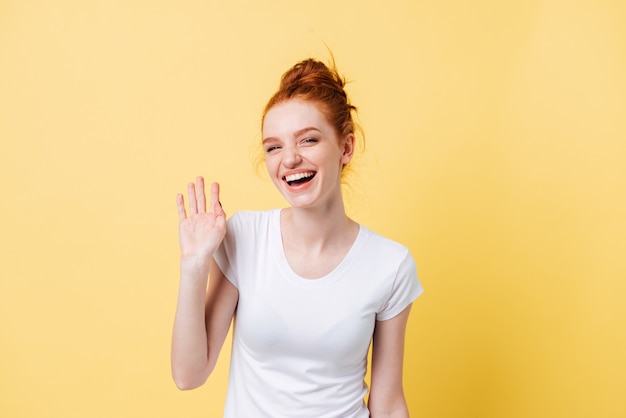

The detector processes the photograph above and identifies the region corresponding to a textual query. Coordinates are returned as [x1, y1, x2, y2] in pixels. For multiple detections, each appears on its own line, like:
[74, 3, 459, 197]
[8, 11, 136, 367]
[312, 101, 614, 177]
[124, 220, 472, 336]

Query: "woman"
[171, 58, 423, 417]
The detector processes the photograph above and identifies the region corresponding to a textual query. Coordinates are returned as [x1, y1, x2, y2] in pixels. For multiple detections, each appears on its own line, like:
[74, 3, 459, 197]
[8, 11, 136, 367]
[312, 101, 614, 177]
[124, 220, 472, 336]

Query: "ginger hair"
[262, 58, 358, 141]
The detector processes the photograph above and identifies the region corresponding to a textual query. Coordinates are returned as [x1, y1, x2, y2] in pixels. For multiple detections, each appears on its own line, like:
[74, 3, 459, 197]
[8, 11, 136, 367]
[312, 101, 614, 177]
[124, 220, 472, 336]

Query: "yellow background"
[1, 0, 625, 417]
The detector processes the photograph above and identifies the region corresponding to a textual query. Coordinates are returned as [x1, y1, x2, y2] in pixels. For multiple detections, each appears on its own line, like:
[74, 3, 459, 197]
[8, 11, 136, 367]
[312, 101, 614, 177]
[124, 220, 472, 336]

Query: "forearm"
[171, 259, 212, 390]
[370, 411, 409, 418]
[369, 393, 409, 418]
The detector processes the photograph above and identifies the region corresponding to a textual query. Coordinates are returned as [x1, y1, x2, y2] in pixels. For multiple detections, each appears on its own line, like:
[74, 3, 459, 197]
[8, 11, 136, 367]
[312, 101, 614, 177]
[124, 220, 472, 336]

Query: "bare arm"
[368, 304, 413, 418]
[170, 177, 239, 390]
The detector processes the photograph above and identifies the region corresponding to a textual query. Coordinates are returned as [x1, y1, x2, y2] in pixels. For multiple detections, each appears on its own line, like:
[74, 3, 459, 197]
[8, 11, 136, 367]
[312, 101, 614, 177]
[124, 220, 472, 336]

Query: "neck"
[281, 198, 355, 253]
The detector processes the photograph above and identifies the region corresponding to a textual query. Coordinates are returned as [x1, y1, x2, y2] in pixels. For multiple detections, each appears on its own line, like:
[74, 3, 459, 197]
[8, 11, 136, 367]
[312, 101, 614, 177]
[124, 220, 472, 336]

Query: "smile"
[283, 171, 316, 186]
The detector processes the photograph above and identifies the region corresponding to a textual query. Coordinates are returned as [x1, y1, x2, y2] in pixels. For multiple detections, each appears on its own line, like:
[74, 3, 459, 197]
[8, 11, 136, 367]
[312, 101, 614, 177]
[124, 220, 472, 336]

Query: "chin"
[283, 196, 316, 209]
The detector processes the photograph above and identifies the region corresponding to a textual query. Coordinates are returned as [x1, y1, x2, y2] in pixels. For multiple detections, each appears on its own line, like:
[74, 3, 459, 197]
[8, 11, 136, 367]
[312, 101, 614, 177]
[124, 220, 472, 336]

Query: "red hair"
[262, 58, 358, 140]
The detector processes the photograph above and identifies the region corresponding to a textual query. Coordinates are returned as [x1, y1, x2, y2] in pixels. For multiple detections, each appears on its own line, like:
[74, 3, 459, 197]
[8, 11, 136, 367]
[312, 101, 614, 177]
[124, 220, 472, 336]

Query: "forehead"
[262, 99, 332, 140]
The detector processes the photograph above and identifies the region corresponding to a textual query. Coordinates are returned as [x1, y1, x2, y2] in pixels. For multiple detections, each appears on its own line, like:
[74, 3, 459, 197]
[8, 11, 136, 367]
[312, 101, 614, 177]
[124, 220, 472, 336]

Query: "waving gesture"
[176, 177, 226, 263]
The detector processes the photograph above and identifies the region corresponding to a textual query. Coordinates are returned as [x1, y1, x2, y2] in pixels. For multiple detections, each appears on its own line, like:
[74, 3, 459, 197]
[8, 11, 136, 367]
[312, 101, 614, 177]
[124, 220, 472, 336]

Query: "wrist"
[180, 255, 212, 276]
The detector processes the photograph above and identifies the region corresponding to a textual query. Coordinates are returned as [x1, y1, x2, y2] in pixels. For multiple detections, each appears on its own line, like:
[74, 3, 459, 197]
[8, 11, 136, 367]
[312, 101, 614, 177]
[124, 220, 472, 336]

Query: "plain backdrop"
[1, 0, 625, 417]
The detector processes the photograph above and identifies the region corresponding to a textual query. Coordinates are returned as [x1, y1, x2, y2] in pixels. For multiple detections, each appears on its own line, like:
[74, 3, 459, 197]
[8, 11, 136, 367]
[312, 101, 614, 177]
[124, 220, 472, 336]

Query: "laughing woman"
[171, 58, 423, 418]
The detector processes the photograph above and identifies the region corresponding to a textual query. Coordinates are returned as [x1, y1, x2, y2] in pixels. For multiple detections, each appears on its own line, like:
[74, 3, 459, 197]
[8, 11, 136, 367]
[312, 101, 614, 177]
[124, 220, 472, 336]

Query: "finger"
[196, 176, 206, 213]
[188, 182, 198, 214]
[176, 193, 187, 221]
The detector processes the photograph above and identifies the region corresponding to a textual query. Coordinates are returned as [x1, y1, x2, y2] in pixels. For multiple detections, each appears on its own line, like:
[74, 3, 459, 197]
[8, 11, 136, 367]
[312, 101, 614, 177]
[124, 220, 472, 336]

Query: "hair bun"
[263, 57, 358, 143]
[279, 59, 346, 93]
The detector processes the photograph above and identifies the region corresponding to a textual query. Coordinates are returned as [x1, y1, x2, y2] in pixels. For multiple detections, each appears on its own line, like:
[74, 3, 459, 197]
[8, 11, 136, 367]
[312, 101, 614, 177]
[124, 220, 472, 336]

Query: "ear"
[340, 133, 355, 165]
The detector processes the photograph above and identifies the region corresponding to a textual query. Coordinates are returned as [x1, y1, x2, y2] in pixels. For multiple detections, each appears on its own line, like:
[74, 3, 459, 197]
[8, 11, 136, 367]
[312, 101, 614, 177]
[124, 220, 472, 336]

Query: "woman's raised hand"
[176, 177, 227, 264]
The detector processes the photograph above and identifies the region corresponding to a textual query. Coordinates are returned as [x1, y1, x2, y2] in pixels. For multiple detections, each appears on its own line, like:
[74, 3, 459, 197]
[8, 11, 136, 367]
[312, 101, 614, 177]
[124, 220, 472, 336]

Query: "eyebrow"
[262, 127, 321, 143]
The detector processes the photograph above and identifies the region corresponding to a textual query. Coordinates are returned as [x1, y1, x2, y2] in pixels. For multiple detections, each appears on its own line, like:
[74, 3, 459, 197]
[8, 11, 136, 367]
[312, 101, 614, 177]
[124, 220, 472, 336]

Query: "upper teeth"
[285, 172, 315, 182]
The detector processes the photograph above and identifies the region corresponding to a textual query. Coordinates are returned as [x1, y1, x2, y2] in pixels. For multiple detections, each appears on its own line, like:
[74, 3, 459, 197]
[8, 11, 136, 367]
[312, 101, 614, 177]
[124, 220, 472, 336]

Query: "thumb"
[215, 200, 226, 218]
[211, 182, 226, 217]
[211, 183, 226, 216]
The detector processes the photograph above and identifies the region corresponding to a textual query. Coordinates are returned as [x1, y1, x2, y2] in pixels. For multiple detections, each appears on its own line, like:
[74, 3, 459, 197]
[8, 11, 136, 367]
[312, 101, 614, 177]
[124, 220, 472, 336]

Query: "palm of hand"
[176, 178, 227, 262]
[179, 212, 226, 259]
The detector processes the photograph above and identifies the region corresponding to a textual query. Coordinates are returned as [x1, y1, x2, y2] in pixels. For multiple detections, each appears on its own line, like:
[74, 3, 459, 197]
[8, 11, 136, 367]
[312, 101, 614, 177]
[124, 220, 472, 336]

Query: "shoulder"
[215, 209, 280, 274]
[226, 209, 279, 232]
[359, 225, 412, 265]
[359, 227, 423, 320]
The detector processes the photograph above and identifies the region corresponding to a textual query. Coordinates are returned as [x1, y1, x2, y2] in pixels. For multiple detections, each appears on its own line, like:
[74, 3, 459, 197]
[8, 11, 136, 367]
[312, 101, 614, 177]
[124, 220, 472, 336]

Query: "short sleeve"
[376, 250, 423, 321]
[213, 214, 241, 289]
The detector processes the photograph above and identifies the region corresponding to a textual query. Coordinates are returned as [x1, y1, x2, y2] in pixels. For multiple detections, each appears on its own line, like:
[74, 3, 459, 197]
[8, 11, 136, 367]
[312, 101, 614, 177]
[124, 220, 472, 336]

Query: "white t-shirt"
[214, 209, 423, 418]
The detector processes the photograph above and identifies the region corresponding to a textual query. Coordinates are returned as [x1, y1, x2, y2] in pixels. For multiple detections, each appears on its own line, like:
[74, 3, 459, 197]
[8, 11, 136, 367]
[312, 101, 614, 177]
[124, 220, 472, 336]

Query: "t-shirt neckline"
[271, 208, 367, 288]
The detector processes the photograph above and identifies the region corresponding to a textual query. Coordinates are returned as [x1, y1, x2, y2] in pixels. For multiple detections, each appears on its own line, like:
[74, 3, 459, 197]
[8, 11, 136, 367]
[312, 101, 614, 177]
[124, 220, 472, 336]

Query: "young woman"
[171, 58, 423, 418]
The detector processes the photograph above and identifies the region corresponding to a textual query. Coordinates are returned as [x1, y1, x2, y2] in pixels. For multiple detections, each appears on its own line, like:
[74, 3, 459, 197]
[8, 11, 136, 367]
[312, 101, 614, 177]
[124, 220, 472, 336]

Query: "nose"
[283, 147, 302, 168]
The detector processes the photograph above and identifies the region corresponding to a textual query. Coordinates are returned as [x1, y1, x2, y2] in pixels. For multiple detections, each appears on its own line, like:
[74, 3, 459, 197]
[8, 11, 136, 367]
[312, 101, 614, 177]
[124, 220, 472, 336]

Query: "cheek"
[265, 157, 281, 179]
[264, 155, 275, 171]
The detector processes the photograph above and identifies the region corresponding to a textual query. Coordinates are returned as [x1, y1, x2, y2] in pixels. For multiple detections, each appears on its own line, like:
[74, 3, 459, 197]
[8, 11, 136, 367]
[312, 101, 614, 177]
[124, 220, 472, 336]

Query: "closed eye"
[265, 145, 281, 153]
[302, 137, 318, 144]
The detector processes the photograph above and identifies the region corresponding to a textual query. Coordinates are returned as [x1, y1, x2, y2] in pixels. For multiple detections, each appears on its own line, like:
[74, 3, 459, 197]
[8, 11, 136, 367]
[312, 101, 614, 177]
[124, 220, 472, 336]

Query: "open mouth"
[284, 171, 316, 186]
